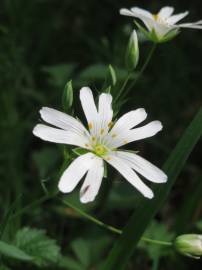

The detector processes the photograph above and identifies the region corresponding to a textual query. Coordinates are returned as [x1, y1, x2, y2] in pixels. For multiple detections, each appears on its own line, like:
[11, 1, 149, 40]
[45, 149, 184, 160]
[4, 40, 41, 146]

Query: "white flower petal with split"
[33, 87, 167, 203]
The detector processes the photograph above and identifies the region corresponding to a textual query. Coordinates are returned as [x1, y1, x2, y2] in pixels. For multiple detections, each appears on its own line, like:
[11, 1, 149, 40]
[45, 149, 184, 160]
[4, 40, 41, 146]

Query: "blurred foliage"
[0, 0, 202, 269]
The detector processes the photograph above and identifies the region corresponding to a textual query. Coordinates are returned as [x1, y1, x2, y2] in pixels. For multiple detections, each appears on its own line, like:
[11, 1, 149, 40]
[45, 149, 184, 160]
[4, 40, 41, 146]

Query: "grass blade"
[103, 107, 202, 270]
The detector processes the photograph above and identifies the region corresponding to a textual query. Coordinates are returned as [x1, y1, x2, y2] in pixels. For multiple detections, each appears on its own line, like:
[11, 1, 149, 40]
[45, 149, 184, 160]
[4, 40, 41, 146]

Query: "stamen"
[92, 136, 96, 142]
[108, 121, 113, 128]
[88, 122, 93, 129]
[124, 140, 128, 144]
[100, 128, 105, 135]
[112, 134, 117, 138]
[106, 157, 111, 161]
[85, 143, 89, 147]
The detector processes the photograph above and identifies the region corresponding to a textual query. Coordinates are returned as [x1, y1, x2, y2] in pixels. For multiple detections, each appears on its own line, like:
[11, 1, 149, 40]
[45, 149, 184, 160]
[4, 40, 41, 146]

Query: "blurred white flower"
[120, 6, 202, 42]
[33, 87, 167, 203]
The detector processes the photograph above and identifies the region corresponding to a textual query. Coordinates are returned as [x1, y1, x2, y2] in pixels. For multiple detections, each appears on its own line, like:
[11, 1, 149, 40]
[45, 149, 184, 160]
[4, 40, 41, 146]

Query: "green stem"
[59, 198, 172, 247]
[126, 43, 157, 94]
[117, 43, 157, 102]
[115, 72, 131, 103]
[10, 194, 172, 247]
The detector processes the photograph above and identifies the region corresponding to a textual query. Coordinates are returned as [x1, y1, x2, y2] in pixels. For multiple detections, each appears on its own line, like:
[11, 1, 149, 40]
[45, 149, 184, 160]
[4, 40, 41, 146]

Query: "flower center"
[153, 14, 159, 21]
[153, 14, 170, 26]
[93, 144, 108, 157]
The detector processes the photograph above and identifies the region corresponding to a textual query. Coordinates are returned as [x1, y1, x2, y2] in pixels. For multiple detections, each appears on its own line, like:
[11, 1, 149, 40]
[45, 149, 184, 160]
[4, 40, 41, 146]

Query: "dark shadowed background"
[0, 0, 202, 269]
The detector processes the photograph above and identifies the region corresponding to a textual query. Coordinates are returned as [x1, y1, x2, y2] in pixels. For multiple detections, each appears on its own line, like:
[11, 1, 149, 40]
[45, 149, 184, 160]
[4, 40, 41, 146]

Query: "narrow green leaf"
[103, 107, 202, 270]
[0, 240, 33, 261]
[62, 80, 73, 113]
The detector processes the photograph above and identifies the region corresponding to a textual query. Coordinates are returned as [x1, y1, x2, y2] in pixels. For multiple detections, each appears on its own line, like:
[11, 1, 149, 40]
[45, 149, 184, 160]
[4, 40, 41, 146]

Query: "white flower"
[120, 6, 202, 42]
[33, 87, 167, 203]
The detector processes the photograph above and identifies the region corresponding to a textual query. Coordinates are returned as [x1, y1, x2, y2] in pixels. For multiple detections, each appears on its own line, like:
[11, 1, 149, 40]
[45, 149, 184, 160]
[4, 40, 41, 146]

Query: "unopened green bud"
[62, 80, 73, 113]
[125, 30, 139, 70]
[174, 234, 202, 259]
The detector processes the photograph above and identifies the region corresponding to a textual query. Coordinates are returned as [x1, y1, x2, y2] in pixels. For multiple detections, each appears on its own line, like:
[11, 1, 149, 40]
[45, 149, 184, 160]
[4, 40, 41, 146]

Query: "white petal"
[158, 6, 174, 19]
[110, 108, 147, 133]
[40, 107, 89, 136]
[152, 23, 173, 37]
[80, 87, 98, 125]
[120, 8, 136, 17]
[106, 153, 154, 199]
[178, 21, 202, 29]
[104, 108, 147, 148]
[116, 151, 167, 183]
[120, 8, 155, 31]
[98, 93, 113, 135]
[33, 124, 90, 148]
[167, 11, 189, 24]
[58, 153, 95, 193]
[130, 7, 153, 19]
[80, 157, 104, 203]
[109, 121, 163, 148]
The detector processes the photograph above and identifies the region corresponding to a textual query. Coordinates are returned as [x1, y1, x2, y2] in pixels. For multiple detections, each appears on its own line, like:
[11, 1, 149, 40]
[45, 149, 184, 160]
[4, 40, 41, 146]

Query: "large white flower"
[33, 87, 167, 203]
[120, 6, 202, 42]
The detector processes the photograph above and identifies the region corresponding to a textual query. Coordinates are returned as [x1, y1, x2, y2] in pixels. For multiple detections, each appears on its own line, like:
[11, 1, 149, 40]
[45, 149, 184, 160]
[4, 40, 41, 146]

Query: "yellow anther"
[124, 140, 128, 144]
[85, 143, 89, 147]
[108, 121, 113, 128]
[112, 134, 117, 138]
[88, 122, 93, 129]
[92, 136, 96, 142]
[100, 128, 105, 135]
[106, 157, 111, 161]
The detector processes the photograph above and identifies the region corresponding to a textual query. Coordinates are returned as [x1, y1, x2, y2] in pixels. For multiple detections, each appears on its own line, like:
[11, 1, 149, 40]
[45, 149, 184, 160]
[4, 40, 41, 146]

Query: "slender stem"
[11, 194, 53, 219]
[114, 72, 131, 103]
[60, 198, 172, 247]
[141, 237, 172, 246]
[118, 43, 157, 102]
[127, 43, 157, 94]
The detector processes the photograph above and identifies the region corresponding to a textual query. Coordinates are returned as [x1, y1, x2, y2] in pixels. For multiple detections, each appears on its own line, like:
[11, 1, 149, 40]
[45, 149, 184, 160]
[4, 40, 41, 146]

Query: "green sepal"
[72, 148, 90, 156]
[135, 21, 179, 44]
[103, 86, 111, 94]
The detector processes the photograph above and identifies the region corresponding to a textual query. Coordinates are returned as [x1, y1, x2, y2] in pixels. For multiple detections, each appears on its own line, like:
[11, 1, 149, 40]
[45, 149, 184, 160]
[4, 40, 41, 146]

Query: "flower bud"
[125, 30, 139, 70]
[62, 80, 73, 113]
[174, 234, 202, 259]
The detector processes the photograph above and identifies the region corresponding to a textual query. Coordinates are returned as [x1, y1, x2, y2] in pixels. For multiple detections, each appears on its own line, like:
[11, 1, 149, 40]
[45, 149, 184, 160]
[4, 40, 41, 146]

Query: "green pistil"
[93, 144, 108, 157]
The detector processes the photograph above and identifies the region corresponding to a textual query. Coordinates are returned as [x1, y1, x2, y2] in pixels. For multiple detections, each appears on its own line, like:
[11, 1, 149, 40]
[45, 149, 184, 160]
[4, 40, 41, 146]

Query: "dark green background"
[0, 0, 202, 269]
